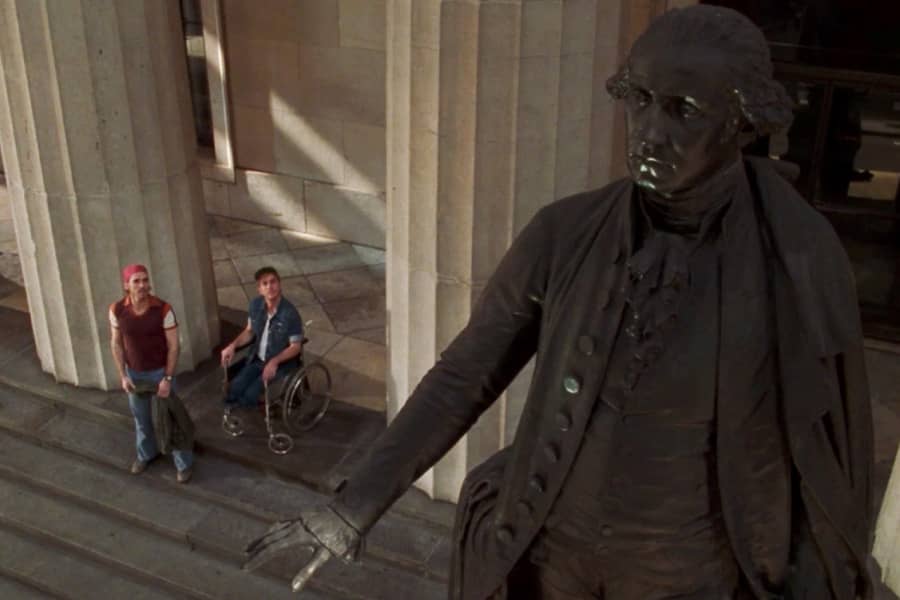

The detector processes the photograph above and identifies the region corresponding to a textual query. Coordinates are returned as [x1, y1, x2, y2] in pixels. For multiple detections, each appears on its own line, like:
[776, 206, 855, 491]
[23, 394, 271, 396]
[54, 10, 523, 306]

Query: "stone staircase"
[0, 380, 451, 599]
[1, 297, 897, 598]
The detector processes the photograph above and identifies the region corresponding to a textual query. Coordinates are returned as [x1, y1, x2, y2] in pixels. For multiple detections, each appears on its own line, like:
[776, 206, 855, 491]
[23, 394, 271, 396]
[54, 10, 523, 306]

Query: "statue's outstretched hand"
[242, 505, 362, 593]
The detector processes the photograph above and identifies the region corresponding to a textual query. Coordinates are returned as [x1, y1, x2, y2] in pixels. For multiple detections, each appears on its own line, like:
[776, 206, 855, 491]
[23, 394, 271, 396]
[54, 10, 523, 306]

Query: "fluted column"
[876, 447, 900, 592]
[0, 1, 219, 389]
[387, 0, 633, 501]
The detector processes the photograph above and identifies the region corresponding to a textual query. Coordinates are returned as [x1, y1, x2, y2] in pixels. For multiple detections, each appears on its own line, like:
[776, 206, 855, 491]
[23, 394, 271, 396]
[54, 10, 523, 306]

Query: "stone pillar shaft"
[876, 447, 900, 591]
[387, 0, 631, 502]
[0, 0, 219, 388]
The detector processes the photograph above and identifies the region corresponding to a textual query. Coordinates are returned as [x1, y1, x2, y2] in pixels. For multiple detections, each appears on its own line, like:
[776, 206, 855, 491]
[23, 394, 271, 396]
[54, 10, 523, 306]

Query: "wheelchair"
[221, 337, 333, 455]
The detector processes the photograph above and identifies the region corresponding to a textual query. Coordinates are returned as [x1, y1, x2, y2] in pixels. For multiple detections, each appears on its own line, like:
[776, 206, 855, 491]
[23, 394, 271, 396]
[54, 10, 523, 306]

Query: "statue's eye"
[678, 99, 701, 119]
[628, 88, 651, 107]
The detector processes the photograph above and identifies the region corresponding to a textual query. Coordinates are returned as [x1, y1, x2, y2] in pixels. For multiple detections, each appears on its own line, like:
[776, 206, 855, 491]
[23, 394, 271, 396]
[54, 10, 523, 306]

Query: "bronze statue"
[244, 6, 874, 599]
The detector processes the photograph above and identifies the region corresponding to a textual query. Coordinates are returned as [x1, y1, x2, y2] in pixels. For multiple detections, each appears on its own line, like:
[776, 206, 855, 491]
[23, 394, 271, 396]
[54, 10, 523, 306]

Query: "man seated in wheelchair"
[220, 266, 304, 410]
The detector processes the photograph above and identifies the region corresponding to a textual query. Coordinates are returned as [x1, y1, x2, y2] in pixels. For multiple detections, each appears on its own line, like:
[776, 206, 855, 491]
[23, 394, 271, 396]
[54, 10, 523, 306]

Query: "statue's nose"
[632, 102, 668, 148]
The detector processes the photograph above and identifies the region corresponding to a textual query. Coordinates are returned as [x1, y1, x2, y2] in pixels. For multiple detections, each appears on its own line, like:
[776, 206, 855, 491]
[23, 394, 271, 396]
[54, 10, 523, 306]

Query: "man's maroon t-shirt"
[109, 295, 176, 372]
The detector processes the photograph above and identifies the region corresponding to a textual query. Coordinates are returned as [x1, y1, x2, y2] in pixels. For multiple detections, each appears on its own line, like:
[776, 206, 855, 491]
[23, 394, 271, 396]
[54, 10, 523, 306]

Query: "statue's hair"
[606, 5, 794, 136]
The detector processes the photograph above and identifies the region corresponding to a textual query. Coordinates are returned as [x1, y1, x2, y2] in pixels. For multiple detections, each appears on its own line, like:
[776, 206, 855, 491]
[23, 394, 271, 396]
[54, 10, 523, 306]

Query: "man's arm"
[109, 325, 134, 392]
[262, 310, 304, 382]
[231, 324, 255, 349]
[157, 326, 179, 398]
[221, 322, 255, 366]
[262, 342, 302, 383]
[164, 326, 179, 376]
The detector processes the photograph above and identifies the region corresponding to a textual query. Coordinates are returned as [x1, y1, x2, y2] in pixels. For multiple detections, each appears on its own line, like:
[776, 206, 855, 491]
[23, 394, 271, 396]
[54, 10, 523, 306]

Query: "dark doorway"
[179, 0, 214, 153]
[705, 0, 900, 341]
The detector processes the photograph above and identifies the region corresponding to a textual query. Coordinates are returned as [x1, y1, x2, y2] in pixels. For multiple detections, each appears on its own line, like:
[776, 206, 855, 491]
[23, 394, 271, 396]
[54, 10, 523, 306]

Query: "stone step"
[0, 571, 65, 600]
[0, 357, 456, 532]
[0, 379, 453, 583]
[0, 470, 335, 600]
[0, 409, 448, 598]
[0, 524, 179, 600]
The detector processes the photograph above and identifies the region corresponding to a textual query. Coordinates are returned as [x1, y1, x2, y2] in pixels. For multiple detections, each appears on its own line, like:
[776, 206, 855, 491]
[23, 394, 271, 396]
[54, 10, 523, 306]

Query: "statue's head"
[607, 5, 794, 197]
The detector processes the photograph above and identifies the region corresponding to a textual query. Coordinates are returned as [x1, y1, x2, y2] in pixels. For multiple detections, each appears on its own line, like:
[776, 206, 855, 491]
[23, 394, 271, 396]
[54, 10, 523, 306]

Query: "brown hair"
[254, 266, 280, 282]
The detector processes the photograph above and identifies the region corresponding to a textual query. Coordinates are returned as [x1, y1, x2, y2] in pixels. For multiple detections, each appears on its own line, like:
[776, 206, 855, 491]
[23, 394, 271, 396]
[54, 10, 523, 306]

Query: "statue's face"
[624, 45, 742, 197]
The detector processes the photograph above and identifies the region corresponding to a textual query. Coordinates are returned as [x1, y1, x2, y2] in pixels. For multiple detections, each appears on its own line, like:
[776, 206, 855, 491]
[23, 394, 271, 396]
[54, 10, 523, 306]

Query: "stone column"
[198, 0, 235, 183]
[386, 0, 633, 502]
[876, 447, 900, 591]
[0, 1, 219, 389]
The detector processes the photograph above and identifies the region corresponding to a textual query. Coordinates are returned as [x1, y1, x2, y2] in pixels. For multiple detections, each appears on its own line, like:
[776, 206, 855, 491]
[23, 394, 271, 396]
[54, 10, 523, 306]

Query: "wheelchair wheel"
[222, 412, 244, 437]
[282, 362, 332, 433]
[268, 433, 294, 455]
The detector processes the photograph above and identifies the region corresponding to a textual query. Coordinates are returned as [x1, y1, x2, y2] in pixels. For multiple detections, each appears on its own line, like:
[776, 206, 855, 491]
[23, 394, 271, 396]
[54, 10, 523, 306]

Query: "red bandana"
[121, 263, 148, 285]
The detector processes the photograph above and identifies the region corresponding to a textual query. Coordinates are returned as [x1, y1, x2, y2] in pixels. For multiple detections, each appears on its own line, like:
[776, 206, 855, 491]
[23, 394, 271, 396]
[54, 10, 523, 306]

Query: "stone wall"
[206, 0, 387, 248]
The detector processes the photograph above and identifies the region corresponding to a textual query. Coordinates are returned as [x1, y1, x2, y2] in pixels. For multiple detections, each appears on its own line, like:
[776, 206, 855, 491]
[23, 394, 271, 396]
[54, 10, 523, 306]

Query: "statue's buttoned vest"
[529, 209, 744, 595]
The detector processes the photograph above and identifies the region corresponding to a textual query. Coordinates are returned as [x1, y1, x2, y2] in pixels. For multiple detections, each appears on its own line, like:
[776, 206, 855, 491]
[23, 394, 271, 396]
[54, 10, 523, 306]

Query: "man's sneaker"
[177, 467, 193, 484]
[130, 459, 148, 475]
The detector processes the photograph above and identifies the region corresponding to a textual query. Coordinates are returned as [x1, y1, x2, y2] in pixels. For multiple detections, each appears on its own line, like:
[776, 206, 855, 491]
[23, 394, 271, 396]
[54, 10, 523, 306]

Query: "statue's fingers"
[244, 527, 300, 564]
[266, 519, 297, 534]
[243, 540, 292, 572]
[243, 533, 313, 572]
[291, 547, 331, 593]
[244, 520, 297, 554]
[244, 534, 273, 557]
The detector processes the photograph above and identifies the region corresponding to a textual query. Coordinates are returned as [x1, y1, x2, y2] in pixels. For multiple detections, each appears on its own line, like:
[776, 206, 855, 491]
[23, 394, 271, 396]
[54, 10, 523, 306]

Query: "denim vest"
[247, 295, 304, 367]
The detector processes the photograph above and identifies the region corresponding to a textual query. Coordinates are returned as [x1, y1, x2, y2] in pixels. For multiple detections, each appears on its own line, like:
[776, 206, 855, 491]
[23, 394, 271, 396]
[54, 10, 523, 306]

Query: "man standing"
[220, 266, 304, 408]
[109, 264, 193, 483]
[245, 6, 873, 599]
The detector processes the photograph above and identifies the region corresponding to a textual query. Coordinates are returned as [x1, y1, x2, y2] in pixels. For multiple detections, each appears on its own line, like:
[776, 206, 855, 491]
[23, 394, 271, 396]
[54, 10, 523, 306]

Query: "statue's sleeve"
[330, 206, 554, 534]
[833, 341, 875, 550]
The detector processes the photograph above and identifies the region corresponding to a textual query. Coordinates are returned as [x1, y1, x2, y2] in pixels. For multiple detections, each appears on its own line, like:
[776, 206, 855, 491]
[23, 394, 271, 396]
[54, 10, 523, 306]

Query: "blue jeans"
[225, 357, 294, 408]
[126, 367, 193, 472]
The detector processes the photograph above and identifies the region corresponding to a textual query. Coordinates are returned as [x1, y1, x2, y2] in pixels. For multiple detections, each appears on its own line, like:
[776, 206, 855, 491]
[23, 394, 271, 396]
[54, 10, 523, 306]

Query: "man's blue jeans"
[126, 367, 193, 473]
[225, 357, 293, 408]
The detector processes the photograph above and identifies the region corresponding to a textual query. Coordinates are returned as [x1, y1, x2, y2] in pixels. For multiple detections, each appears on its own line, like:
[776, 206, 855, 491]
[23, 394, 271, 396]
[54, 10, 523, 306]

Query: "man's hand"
[121, 376, 135, 393]
[243, 505, 361, 592]
[262, 359, 279, 383]
[221, 344, 235, 367]
[157, 377, 172, 399]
